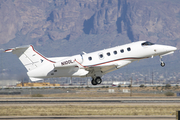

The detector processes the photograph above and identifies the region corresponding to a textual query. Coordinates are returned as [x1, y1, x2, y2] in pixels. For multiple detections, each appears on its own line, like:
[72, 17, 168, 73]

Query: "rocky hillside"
[0, 0, 180, 79]
[0, 0, 180, 47]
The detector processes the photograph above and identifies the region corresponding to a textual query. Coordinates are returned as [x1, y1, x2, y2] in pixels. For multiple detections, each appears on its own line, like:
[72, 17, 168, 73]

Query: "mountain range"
[0, 0, 180, 81]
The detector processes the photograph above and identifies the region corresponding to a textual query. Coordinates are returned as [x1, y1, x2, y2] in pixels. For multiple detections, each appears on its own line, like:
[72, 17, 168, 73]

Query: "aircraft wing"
[85, 65, 116, 75]
[82, 60, 132, 76]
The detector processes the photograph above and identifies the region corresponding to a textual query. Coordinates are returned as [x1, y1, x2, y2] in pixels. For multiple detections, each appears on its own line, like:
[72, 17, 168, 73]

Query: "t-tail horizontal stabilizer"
[5, 45, 55, 72]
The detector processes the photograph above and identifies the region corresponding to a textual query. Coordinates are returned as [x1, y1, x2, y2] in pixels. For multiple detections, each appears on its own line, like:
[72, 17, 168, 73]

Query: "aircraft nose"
[166, 46, 177, 52]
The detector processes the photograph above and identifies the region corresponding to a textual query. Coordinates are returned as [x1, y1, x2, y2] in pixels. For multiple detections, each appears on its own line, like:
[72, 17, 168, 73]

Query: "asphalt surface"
[0, 116, 176, 120]
[0, 86, 179, 120]
[0, 98, 179, 120]
[0, 98, 180, 104]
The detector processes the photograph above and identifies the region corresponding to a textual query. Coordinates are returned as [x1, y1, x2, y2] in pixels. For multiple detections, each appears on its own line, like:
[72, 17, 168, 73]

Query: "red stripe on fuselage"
[74, 59, 87, 68]
[84, 57, 149, 67]
[30, 45, 55, 63]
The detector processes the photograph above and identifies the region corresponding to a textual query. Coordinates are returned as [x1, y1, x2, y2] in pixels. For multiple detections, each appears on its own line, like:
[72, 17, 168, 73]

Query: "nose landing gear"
[160, 56, 165, 67]
[91, 77, 102, 85]
[160, 62, 165, 67]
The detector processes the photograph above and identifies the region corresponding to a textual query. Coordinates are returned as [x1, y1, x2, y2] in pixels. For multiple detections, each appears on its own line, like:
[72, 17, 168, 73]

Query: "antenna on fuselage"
[82, 51, 86, 54]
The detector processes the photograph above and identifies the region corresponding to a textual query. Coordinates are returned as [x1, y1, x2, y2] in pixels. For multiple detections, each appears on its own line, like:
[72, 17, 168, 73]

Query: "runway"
[0, 97, 180, 104]
[0, 98, 179, 119]
[0, 116, 175, 120]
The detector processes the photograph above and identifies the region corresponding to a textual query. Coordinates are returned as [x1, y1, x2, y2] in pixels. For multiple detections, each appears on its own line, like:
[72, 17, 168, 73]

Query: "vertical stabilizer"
[5, 45, 55, 71]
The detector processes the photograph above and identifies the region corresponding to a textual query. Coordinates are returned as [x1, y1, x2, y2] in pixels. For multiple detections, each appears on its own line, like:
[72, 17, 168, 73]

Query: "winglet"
[30, 77, 43, 81]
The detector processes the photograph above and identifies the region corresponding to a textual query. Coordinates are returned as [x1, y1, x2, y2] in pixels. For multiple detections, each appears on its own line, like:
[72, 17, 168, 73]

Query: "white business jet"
[5, 41, 177, 85]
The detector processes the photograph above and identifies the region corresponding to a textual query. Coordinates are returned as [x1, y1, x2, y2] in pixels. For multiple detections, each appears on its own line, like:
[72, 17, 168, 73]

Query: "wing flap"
[85, 60, 131, 76]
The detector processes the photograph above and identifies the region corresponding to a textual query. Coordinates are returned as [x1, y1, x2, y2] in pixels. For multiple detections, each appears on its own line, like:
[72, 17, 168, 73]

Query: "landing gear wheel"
[91, 77, 102, 85]
[159, 56, 165, 67]
[91, 79, 97, 85]
[95, 77, 102, 84]
[161, 62, 165, 67]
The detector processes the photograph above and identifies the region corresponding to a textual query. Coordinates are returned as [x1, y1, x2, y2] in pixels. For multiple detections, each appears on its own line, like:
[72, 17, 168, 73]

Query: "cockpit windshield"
[141, 41, 154, 46]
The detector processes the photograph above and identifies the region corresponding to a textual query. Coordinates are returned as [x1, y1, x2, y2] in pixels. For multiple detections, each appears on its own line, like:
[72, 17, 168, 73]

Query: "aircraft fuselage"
[5, 41, 177, 85]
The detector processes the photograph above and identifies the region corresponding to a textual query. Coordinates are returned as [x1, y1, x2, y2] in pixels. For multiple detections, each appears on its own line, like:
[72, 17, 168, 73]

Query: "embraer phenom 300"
[5, 41, 177, 85]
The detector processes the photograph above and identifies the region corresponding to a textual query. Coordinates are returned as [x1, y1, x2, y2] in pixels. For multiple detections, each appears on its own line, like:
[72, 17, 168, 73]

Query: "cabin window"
[114, 51, 117, 55]
[99, 54, 103, 58]
[107, 52, 110, 56]
[127, 47, 131, 51]
[99, 53, 104, 59]
[88, 57, 92, 61]
[120, 49, 124, 53]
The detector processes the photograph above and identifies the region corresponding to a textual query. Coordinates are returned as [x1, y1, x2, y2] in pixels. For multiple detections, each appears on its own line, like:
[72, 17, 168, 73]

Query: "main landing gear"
[91, 77, 102, 85]
[160, 56, 165, 67]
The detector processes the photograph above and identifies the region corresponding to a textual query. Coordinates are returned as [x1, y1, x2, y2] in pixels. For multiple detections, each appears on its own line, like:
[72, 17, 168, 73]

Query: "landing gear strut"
[91, 77, 102, 85]
[160, 56, 165, 67]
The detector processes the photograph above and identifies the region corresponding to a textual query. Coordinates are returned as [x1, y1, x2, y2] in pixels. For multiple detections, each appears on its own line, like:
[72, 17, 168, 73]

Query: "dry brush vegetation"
[0, 105, 179, 116]
[0, 86, 179, 116]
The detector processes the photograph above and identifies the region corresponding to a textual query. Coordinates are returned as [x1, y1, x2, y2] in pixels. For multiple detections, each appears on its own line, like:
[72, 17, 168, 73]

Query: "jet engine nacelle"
[54, 55, 83, 68]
